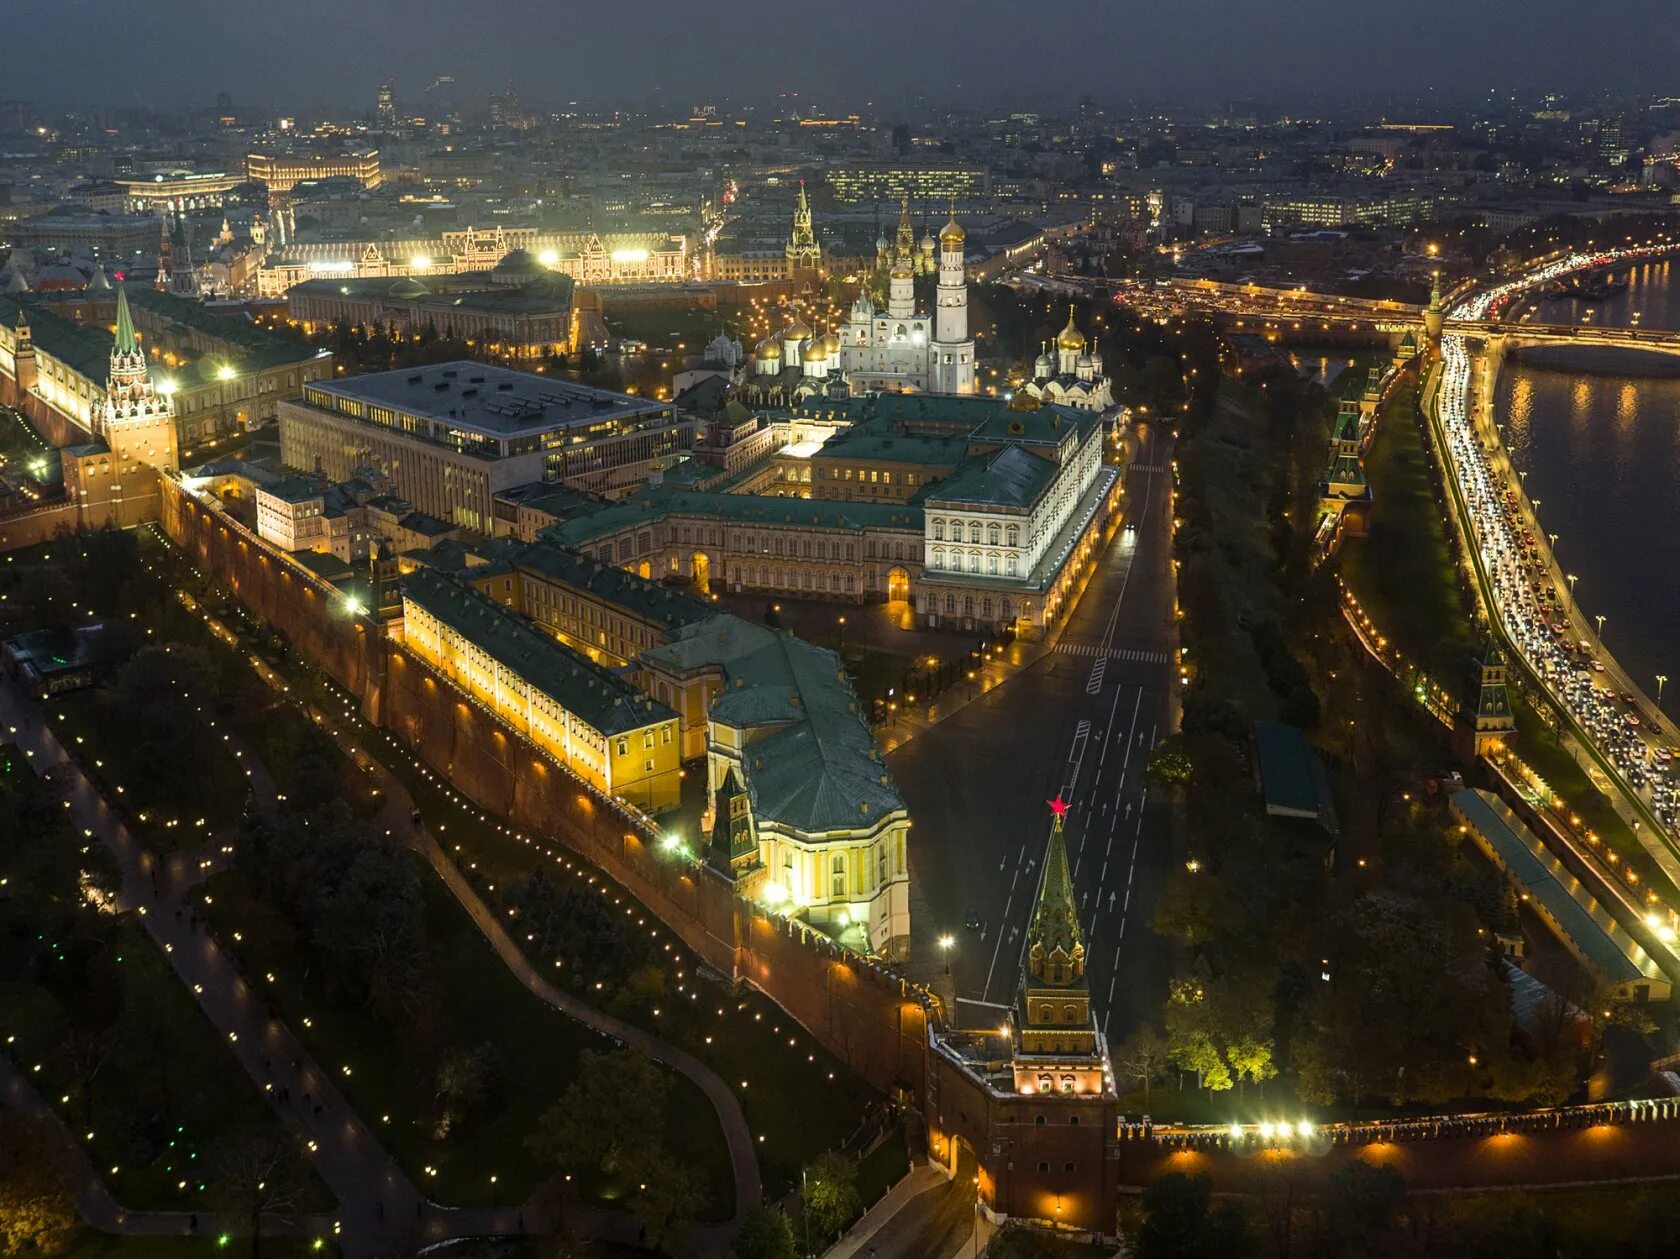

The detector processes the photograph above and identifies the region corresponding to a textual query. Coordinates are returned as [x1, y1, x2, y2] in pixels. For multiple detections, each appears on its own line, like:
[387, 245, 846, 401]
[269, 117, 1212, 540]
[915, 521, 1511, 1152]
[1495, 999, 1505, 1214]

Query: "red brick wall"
[161, 479, 932, 1099]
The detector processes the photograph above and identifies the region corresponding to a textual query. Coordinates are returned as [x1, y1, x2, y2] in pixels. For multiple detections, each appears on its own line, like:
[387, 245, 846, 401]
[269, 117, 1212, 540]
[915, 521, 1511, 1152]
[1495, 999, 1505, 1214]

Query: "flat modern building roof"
[302, 362, 672, 446]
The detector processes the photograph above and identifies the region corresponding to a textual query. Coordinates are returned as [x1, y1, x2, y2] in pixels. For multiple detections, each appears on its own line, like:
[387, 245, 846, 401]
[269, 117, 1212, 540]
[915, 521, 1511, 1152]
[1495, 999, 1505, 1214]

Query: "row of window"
[932, 519, 1021, 547]
[929, 549, 1018, 577]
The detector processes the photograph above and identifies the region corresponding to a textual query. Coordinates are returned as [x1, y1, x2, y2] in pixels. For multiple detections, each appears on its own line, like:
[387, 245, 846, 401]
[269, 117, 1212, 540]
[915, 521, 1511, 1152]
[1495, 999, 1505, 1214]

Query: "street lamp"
[1596, 614, 1606, 639]
[1567, 574, 1577, 603]
[938, 933, 955, 975]
[1658, 675, 1668, 713]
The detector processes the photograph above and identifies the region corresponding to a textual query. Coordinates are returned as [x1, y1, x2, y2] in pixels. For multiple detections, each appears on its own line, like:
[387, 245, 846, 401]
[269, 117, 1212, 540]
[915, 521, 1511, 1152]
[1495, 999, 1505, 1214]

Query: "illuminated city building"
[259, 225, 688, 295]
[1022, 307, 1116, 412]
[285, 250, 576, 358]
[277, 362, 694, 528]
[400, 565, 683, 814]
[247, 149, 384, 194]
[112, 169, 242, 214]
[826, 162, 990, 204]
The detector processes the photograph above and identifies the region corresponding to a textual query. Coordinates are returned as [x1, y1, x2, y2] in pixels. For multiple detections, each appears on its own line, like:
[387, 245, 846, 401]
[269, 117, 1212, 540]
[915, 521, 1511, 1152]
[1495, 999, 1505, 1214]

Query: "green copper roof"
[923, 445, 1058, 511]
[1027, 813, 1084, 972]
[113, 282, 137, 356]
[401, 566, 675, 737]
[641, 613, 904, 836]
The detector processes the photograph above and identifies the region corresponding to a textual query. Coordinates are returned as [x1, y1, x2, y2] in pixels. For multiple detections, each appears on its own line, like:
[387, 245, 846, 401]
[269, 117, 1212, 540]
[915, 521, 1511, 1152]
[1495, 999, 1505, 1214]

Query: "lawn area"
[1340, 381, 1481, 695]
[854, 1125, 911, 1210]
[341, 699, 879, 1199]
[45, 687, 255, 854]
[0, 749, 328, 1215]
[195, 861, 734, 1215]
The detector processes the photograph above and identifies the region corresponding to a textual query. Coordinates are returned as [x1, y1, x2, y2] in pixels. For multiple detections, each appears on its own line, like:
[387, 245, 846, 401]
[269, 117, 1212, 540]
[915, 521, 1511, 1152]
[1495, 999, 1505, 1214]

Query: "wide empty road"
[891, 422, 1177, 1042]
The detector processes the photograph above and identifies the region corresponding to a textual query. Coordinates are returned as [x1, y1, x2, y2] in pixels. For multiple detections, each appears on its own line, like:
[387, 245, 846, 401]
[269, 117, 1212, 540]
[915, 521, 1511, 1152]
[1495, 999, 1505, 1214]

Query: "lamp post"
[1596, 614, 1606, 640]
[1658, 675, 1668, 713]
[1567, 573, 1577, 605]
[938, 933, 955, 976]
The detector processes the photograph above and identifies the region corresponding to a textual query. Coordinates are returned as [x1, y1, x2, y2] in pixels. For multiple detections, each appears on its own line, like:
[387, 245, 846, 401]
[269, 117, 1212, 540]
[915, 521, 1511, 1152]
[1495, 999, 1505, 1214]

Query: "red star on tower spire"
[1047, 796, 1068, 819]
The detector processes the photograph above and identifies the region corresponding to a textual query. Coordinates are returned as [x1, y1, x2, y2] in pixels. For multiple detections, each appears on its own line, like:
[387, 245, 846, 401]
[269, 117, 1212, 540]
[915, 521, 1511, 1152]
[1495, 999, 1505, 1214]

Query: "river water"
[1498, 258, 1680, 701]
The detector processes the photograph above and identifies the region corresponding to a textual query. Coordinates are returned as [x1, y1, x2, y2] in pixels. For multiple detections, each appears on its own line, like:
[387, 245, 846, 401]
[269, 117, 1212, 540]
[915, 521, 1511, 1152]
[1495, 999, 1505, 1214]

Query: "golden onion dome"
[754, 338, 782, 361]
[816, 331, 841, 356]
[786, 317, 812, 341]
[889, 259, 913, 280]
[804, 338, 830, 362]
[1056, 305, 1086, 351]
[940, 213, 966, 247]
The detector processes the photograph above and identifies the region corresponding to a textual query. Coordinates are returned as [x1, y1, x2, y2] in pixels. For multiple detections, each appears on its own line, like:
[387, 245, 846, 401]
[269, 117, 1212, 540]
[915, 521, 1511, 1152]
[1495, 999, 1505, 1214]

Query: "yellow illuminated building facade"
[401, 566, 682, 814]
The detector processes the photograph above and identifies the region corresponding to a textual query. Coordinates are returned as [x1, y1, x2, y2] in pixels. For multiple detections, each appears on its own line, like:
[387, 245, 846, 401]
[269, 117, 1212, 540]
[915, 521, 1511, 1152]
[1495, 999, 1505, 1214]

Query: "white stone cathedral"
[835, 204, 975, 395]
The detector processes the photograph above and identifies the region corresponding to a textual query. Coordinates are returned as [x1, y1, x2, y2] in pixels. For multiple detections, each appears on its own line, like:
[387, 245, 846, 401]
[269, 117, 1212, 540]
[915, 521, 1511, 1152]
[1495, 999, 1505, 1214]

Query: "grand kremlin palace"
[538, 392, 1120, 640]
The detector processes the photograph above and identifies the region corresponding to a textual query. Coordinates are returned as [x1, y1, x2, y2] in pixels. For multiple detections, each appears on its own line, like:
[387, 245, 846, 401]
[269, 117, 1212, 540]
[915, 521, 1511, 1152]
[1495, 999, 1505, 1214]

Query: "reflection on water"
[1501, 259, 1680, 691]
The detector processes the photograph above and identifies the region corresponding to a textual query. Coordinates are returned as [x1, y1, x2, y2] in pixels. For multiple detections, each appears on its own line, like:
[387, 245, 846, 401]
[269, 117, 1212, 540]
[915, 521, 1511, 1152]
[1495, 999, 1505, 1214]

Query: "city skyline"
[9, 0, 1680, 114]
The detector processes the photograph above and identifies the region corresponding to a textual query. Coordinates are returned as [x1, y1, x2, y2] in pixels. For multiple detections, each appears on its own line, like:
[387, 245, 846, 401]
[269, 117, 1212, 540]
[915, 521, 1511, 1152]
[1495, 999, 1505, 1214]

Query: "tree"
[800, 1151, 861, 1243]
[631, 1153, 702, 1255]
[0, 1113, 77, 1257]
[527, 1049, 668, 1180]
[733, 1206, 796, 1259]
[1152, 869, 1247, 947]
[1143, 733, 1194, 790]
[209, 1133, 310, 1259]
[435, 1042, 505, 1136]
[1114, 1026, 1172, 1106]
[1135, 1173, 1251, 1259]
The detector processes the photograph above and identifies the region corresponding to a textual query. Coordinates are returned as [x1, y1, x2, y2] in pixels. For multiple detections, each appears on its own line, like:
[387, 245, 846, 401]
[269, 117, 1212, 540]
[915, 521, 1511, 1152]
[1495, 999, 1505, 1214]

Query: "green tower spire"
[113, 281, 138, 356]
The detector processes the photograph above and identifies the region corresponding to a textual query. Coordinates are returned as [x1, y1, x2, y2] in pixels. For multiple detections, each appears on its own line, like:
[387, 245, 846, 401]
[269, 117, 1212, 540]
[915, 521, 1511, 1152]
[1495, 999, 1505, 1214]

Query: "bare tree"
[210, 1133, 310, 1259]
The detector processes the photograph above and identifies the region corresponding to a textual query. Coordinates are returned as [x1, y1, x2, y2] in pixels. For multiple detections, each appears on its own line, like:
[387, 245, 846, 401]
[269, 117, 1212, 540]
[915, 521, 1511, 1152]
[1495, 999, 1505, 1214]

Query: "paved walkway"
[0, 1054, 333, 1240]
[1, 678, 526, 1257]
[236, 637, 764, 1235]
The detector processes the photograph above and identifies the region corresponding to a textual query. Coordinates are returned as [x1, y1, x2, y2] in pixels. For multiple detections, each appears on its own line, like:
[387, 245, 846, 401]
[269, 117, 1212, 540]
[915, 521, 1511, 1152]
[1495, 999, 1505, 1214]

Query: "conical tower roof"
[1026, 799, 1084, 971]
[113, 282, 139, 356]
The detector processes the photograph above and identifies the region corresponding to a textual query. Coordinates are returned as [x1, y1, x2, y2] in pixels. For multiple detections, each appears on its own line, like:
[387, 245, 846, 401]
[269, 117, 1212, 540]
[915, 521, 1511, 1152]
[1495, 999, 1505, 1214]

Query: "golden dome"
[940, 213, 966, 247]
[890, 259, 913, 280]
[754, 338, 782, 361]
[1056, 305, 1086, 351]
[786, 317, 812, 340]
[814, 331, 840, 356]
[1008, 389, 1043, 411]
[804, 334, 830, 362]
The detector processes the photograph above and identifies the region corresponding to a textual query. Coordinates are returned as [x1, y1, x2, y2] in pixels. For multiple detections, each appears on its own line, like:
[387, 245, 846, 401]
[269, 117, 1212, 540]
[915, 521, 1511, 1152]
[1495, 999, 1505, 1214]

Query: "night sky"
[14, 0, 1680, 114]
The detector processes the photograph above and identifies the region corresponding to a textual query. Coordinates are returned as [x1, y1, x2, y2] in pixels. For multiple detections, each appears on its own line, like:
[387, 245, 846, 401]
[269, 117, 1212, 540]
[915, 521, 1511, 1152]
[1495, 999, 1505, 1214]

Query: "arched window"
[969, 522, 982, 544]
[1007, 525, 1020, 547]
[968, 553, 979, 574]
[931, 547, 945, 569]
[988, 554, 999, 576]
[963, 596, 975, 617]
[1038, 1004, 1053, 1021]
[987, 523, 1000, 545]
[982, 597, 993, 617]
[1007, 555, 1018, 577]
[932, 519, 945, 541]
[1063, 1004, 1078, 1020]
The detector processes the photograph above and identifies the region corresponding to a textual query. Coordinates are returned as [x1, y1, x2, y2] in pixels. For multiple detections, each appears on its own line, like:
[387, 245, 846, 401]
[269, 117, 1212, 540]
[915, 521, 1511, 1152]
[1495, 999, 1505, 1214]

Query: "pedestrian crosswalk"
[1055, 643, 1172, 665]
[1127, 463, 1167, 475]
